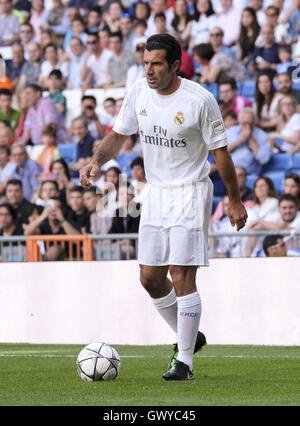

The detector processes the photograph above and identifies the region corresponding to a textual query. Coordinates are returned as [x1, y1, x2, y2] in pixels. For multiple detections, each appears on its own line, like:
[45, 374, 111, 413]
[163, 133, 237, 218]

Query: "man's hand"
[227, 200, 248, 231]
[79, 161, 101, 188]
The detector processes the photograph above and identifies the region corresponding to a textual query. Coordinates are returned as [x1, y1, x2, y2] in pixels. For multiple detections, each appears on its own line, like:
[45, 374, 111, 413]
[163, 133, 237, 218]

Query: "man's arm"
[80, 130, 127, 187]
[211, 146, 248, 231]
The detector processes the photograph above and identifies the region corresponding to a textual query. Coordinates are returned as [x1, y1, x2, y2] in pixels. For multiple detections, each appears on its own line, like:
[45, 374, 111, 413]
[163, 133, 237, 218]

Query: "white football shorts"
[138, 177, 213, 266]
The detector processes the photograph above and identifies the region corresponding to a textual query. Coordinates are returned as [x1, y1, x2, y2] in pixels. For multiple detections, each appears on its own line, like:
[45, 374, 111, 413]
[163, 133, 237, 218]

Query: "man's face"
[279, 200, 297, 223]
[0, 94, 12, 114]
[209, 28, 223, 47]
[154, 17, 167, 33]
[27, 43, 41, 62]
[69, 191, 84, 212]
[0, 0, 12, 14]
[12, 44, 24, 64]
[81, 99, 96, 119]
[109, 36, 122, 54]
[103, 100, 116, 116]
[83, 191, 97, 212]
[72, 119, 88, 141]
[219, 84, 235, 104]
[0, 207, 13, 229]
[0, 148, 9, 165]
[70, 38, 84, 56]
[87, 35, 99, 53]
[249, 0, 262, 11]
[144, 49, 178, 91]
[220, 0, 232, 12]
[261, 26, 275, 44]
[6, 184, 23, 205]
[120, 17, 132, 36]
[88, 11, 101, 28]
[20, 25, 34, 43]
[25, 87, 40, 107]
[235, 167, 247, 190]
[48, 199, 62, 221]
[277, 75, 292, 94]
[267, 238, 287, 257]
[152, 0, 166, 13]
[131, 165, 145, 181]
[240, 112, 255, 132]
[11, 146, 27, 167]
[0, 127, 14, 145]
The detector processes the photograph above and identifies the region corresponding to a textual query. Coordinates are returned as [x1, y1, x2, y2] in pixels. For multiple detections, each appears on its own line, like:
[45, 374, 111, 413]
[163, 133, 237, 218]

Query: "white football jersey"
[113, 77, 228, 186]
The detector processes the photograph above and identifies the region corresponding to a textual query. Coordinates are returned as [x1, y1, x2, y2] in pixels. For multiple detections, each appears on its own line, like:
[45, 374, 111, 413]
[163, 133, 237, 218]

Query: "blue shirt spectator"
[227, 108, 271, 175]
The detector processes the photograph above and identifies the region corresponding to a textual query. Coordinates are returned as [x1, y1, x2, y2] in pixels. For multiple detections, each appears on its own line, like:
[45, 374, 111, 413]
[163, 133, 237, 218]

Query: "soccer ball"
[76, 342, 121, 382]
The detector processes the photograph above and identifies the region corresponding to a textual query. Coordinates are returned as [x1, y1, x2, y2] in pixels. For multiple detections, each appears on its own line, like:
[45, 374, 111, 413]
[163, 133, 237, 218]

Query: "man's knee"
[139, 265, 168, 296]
[169, 265, 197, 296]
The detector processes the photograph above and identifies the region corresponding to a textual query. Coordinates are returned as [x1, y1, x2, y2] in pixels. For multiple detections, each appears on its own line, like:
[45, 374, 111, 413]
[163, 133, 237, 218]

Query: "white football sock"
[151, 287, 178, 333]
[176, 291, 202, 371]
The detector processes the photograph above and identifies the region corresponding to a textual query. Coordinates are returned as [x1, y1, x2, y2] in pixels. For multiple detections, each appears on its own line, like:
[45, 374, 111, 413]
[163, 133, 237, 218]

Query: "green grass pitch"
[0, 344, 299, 406]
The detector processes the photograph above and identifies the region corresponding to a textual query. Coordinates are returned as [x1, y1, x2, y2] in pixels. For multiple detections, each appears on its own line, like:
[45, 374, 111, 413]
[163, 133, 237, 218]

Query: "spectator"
[117, 135, 139, 179]
[10, 144, 42, 201]
[15, 89, 30, 140]
[262, 235, 300, 257]
[170, 0, 194, 50]
[135, 19, 148, 39]
[276, 72, 300, 108]
[80, 95, 106, 139]
[45, 245, 65, 261]
[100, 97, 118, 131]
[69, 116, 95, 178]
[22, 84, 70, 145]
[0, 145, 15, 197]
[219, 78, 252, 118]
[103, 31, 136, 89]
[66, 37, 86, 89]
[261, 5, 292, 46]
[146, 0, 174, 37]
[245, 176, 279, 256]
[283, 173, 300, 210]
[154, 12, 172, 35]
[99, 27, 111, 50]
[80, 32, 113, 89]
[12, 0, 31, 21]
[19, 23, 35, 60]
[281, 0, 300, 42]
[276, 46, 293, 75]
[222, 108, 238, 128]
[86, 6, 104, 34]
[213, 0, 241, 47]
[49, 158, 75, 208]
[63, 15, 87, 52]
[24, 196, 80, 235]
[39, 43, 69, 88]
[108, 183, 140, 259]
[126, 38, 146, 89]
[35, 125, 61, 175]
[269, 95, 300, 153]
[46, 70, 67, 116]
[119, 13, 138, 52]
[249, 24, 280, 78]
[0, 203, 23, 236]
[0, 0, 20, 46]
[0, 89, 20, 131]
[0, 123, 15, 146]
[40, 28, 58, 51]
[236, 7, 260, 66]
[209, 26, 236, 60]
[226, 107, 271, 175]
[5, 178, 35, 227]
[253, 72, 283, 132]
[34, 179, 59, 208]
[186, 0, 216, 49]
[18, 42, 43, 89]
[212, 165, 255, 221]
[5, 42, 26, 90]
[249, 0, 265, 27]
[66, 186, 90, 234]
[130, 156, 148, 205]
[193, 42, 248, 84]
[30, 0, 49, 43]
[83, 186, 112, 234]
[133, 1, 151, 23]
[104, 0, 125, 33]
[43, 0, 69, 46]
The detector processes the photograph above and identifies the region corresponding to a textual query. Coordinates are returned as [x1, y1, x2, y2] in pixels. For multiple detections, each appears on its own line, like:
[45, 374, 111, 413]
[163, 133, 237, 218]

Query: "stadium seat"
[241, 80, 256, 102]
[262, 153, 293, 172]
[246, 174, 258, 190]
[291, 152, 300, 169]
[262, 170, 285, 194]
[201, 83, 219, 99]
[58, 144, 77, 164]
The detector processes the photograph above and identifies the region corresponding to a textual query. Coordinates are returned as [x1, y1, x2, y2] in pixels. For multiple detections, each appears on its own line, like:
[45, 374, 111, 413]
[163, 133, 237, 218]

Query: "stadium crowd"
[0, 0, 300, 260]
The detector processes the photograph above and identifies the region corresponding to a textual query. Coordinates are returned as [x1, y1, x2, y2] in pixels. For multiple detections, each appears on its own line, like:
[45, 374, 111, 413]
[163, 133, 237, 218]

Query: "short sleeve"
[113, 85, 139, 136]
[199, 92, 228, 150]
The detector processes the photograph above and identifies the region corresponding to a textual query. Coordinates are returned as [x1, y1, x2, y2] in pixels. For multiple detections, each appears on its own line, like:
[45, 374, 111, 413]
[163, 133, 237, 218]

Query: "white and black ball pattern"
[76, 342, 121, 382]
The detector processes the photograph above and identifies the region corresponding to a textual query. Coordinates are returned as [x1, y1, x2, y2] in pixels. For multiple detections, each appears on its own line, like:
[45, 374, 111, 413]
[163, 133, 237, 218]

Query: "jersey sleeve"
[199, 92, 228, 150]
[113, 86, 139, 136]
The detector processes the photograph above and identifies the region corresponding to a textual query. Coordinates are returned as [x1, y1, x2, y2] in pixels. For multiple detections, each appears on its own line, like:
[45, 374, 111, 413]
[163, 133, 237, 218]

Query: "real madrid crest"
[174, 112, 184, 126]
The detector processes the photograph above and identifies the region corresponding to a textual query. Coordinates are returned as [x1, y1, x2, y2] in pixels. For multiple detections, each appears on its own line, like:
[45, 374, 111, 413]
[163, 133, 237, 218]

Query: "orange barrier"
[26, 235, 94, 261]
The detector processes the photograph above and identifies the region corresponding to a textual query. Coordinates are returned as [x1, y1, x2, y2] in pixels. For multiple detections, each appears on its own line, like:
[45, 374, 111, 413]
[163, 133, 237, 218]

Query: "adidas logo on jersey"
[139, 109, 147, 116]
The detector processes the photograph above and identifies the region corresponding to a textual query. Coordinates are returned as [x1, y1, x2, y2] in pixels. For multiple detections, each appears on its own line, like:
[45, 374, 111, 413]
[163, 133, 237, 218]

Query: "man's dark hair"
[43, 42, 58, 55]
[110, 31, 123, 42]
[81, 95, 97, 104]
[104, 97, 116, 105]
[49, 69, 63, 80]
[192, 43, 215, 61]
[130, 156, 144, 169]
[41, 180, 59, 192]
[154, 12, 166, 21]
[0, 145, 11, 156]
[42, 124, 57, 138]
[84, 186, 97, 195]
[263, 235, 282, 256]
[69, 185, 84, 194]
[6, 179, 23, 189]
[89, 5, 102, 16]
[277, 72, 292, 80]
[87, 30, 99, 39]
[223, 109, 237, 120]
[26, 84, 43, 93]
[219, 78, 237, 91]
[0, 203, 17, 221]
[146, 34, 182, 70]
[279, 194, 297, 205]
[0, 88, 13, 97]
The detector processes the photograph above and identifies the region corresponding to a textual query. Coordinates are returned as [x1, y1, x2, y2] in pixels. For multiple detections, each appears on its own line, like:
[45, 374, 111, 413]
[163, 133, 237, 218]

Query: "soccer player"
[80, 34, 247, 381]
